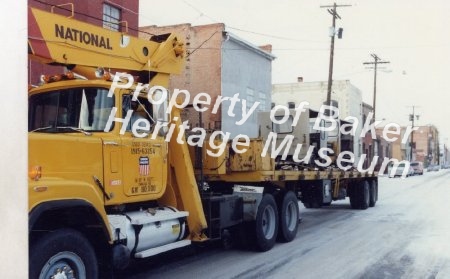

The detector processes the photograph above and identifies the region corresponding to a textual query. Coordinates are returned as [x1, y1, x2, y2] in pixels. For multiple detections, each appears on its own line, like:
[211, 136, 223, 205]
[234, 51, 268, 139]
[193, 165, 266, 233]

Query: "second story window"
[103, 4, 121, 31]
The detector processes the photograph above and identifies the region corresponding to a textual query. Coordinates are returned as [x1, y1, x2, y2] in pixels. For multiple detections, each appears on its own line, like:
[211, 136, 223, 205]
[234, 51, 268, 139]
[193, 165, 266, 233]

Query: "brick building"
[28, 0, 139, 85]
[140, 23, 275, 138]
[361, 102, 374, 164]
[411, 125, 440, 166]
[388, 125, 439, 166]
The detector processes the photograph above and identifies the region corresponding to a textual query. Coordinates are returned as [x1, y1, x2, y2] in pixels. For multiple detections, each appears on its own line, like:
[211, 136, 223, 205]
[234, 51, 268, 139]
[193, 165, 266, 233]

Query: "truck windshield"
[29, 87, 114, 132]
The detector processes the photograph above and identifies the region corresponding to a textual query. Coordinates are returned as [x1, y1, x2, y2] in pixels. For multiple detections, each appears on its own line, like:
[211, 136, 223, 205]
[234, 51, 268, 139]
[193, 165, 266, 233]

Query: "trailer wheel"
[303, 199, 322, 209]
[278, 191, 299, 242]
[360, 181, 370, 209]
[349, 183, 359, 209]
[254, 194, 279, 251]
[221, 229, 234, 250]
[30, 229, 98, 279]
[350, 181, 370, 210]
[369, 180, 378, 207]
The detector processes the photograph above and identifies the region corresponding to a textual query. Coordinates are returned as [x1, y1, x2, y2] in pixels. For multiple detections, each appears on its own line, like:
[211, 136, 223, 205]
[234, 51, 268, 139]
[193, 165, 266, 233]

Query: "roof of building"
[223, 31, 276, 61]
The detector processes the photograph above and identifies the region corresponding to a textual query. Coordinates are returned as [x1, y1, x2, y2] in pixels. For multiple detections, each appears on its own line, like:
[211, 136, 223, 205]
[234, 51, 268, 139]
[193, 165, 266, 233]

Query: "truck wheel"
[255, 194, 279, 251]
[302, 197, 322, 209]
[278, 191, 299, 243]
[359, 181, 370, 210]
[30, 229, 98, 279]
[349, 186, 360, 209]
[350, 181, 370, 210]
[369, 180, 378, 207]
[221, 229, 234, 250]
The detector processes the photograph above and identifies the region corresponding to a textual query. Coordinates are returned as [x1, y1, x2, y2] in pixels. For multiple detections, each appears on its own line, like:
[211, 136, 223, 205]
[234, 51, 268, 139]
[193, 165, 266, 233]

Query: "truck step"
[134, 239, 191, 258]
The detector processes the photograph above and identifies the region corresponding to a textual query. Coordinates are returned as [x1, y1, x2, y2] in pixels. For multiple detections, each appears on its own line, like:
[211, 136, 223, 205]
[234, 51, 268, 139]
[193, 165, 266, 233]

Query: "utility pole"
[363, 54, 389, 165]
[408, 106, 420, 161]
[363, 54, 390, 122]
[321, 2, 351, 106]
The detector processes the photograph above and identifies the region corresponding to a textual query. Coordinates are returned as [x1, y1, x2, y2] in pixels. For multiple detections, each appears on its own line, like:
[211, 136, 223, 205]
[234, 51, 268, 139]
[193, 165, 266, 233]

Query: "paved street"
[123, 170, 450, 279]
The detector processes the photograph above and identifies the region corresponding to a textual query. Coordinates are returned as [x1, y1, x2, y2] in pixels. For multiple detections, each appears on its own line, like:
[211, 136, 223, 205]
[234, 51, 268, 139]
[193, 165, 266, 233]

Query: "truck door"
[119, 95, 167, 201]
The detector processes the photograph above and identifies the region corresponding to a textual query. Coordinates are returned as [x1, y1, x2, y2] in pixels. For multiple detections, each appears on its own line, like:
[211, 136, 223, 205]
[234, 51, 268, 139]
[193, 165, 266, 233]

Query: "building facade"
[140, 23, 275, 138]
[441, 144, 449, 166]
[412, 125, 440, 166]
[388, 125, 439, 167]
[361, 102, 374, 166]
[28, 0, 139, 85]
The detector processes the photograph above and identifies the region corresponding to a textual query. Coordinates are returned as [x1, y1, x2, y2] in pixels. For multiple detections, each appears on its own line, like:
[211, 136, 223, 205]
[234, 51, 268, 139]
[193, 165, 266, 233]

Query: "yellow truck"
[28, 6, 378, 278]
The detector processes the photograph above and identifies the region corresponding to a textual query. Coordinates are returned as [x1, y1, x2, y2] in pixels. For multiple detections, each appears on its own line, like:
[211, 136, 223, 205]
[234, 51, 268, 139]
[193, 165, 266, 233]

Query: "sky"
[139, 0, 450, 143]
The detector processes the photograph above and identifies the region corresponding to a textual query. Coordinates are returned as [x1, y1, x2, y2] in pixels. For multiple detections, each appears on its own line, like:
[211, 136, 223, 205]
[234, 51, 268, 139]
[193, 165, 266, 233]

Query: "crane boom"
[28, 7, 185, 76]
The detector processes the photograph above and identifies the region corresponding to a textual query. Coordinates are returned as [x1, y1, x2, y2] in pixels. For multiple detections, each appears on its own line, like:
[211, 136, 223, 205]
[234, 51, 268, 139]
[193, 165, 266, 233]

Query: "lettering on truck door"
[120, 95, 166, 199]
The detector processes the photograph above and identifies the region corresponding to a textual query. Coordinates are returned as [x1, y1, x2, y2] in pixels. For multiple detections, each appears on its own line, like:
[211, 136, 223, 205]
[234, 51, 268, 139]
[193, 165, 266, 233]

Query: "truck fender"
[233, 185, 264, 221]
[29, 199, 111, 243]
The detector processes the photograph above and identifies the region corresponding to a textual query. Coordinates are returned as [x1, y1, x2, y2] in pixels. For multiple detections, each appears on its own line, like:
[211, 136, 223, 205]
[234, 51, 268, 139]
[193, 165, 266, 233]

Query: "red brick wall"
[28, 0, 139, 85]
[141, 23, 225, 130]
[28, 0, 138, 34]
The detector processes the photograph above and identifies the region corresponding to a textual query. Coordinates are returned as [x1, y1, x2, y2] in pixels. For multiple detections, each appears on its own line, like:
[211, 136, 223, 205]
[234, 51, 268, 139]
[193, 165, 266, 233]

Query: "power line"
[187, 31, 219, 57]
[181, 0, 327, 44]
[225, 26, 327, 43]
[182, 0, 217, 23]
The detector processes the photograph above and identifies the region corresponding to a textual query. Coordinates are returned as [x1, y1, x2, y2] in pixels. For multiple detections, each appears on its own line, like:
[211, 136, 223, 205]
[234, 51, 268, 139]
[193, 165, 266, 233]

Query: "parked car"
[427, 164, 439, 172]
[408, 166, 415, 176]
[388, 162, 414, 178]
[410, 161, 424, 175]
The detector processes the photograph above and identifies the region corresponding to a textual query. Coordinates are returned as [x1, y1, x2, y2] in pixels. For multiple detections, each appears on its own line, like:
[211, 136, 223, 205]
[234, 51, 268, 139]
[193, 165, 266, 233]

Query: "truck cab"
[28, 77, 205, 278]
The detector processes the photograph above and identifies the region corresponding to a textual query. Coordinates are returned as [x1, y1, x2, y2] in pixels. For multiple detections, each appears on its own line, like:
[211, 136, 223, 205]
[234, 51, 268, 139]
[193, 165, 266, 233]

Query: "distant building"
[28, 0, 139, 85]
[272, 80, 364, 163]
[140, 23, 275, 138]
[441, 144, 450, 166]
[373, 128, 392, 172]
[362, 102, 374, 166]
[388, 125, 439, 166]
[412, 125, 440, 166]
[389, 128, 407, 162]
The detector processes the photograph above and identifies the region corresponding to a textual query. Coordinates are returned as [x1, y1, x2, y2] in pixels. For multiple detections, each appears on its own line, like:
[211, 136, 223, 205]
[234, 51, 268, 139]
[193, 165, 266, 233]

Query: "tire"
[254, 194, 279, 251]
[349, 188, 360, 209]
[350, 181, 370, 210]
[232, 223, 254, 250]
[369, 180, 378, 207]
[221, 229, 234, 250]
[30, 228, 99, 279]
[278, 191, 299, 243]
[301, 184, 323, 208]
[303, 200, 321, 208]
[359, 181, 370, 209]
